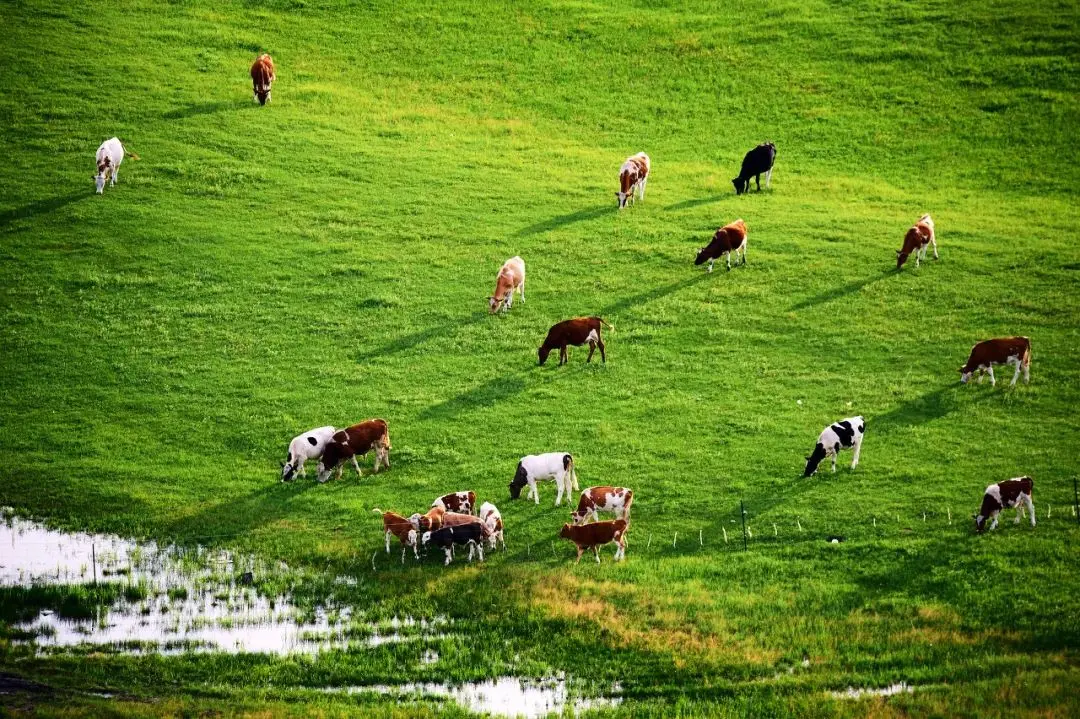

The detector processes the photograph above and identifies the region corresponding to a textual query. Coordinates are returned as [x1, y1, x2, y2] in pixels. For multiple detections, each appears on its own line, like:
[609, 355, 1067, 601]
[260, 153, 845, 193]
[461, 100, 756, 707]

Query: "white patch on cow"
[585, 329, 599, 344]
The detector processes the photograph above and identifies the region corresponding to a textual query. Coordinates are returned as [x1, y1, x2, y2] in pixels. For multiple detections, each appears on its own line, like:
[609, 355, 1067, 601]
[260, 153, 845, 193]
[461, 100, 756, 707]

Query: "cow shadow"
[788, 269, 892, 311]
[162, 100, 248, 120]
[0, 190, 93, 229]
[516, 205, 616, 237]
[354, 311, 489, 362]
[664, 194, 727, 212]
[165, 481, 318, 543]
[872, 384, 991, 433]
[600, 271, 711, 317]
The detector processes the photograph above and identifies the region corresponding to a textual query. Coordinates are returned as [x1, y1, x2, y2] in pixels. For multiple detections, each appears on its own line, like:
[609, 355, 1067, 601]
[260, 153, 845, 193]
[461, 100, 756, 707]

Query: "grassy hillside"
[1, 0, 1079, 715]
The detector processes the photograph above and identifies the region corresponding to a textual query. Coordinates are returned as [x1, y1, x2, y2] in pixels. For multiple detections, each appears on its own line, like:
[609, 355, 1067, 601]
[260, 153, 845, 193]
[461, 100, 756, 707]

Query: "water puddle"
[323, 675, 622, 718]
[832, 682, 914, 699]
[1, 511, 446, 655]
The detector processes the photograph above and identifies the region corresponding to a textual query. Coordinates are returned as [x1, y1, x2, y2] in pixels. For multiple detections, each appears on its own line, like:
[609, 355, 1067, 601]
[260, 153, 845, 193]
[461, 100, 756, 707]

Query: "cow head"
[959, 365, 974, 383]
[95, 158, 110, 194]
[488, 295, 506, 313]
[570, 510, 589, 525]
[803, 443, 827, 477]
[316, 442, 345, 482]
[254, 85, 271, 105]
[694, 239, 718, 266]
[420, 530, 433, 546]
[732, 177, 746, 195]
[896, 249, 911, 270]
[538, 345, 552, 366]
[616, 191, 629, 209]
[281, 453, 296, 482]
[559, 523, 573, 539]
[973, 514, 987, 533]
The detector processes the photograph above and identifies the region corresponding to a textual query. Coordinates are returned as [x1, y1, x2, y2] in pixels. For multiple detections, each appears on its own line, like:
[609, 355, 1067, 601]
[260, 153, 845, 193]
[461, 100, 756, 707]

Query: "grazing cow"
[509, 452, 579, 505]
[896, 214, 938, 269]
[281, 426, 336, 481]
[695, 219, 748, 272]
[732, 142, 776, 195]
[538, 317, 613, 366]
[960, 337, 1031, 387]
[316, 419, 391, 483]
[975, 477, 1035, 533]
[559, 519, 628, 563]
[616, 152, 650, 209]
[94, 137, 139, 194]
[371, 508, 419, 561]
[422, 524, 486, 566]
[489, 256, 526, 313]
[479, 502, 505, 550]
[251, 53, 276, 105]
[432, 491, 477, 515]
[570, 487, 634, 525]
[804, 416, 865, 477]
[409, 506, 445, 533]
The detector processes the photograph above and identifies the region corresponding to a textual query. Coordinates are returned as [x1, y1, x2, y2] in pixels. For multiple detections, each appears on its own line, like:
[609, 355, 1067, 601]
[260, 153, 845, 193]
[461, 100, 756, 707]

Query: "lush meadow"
[1, 0, 1079, 715]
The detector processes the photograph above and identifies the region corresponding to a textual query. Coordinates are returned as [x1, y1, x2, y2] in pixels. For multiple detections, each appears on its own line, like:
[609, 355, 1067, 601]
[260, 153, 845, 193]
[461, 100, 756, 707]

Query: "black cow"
[733, 142, 777, 195]
[421, 523, 486, 566]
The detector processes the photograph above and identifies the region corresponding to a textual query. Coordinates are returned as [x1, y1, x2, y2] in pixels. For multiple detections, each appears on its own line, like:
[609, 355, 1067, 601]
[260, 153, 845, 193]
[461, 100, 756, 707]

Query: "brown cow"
[559, 519, 628, 563]
[960, 337, 1031, 386]
[538, 317, 613, 366]
[316, 419, 390, 482]
[570, 487, 634, 525]
[489, 256, 525, 313]
[616, 152, 650, 209]
[409, 506, 445, 533]
[695, 219, 748, 272]
[896, 214, 937, 269]
[432, 491, 477, 515]
[975, 477, 1034, 533]
[371, 508, 419, 561]
[251, 54, 276, 105]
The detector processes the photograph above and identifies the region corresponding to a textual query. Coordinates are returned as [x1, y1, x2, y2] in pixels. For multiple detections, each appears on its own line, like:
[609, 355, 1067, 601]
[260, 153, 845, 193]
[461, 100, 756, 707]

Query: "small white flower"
[796, 400, 802, 405]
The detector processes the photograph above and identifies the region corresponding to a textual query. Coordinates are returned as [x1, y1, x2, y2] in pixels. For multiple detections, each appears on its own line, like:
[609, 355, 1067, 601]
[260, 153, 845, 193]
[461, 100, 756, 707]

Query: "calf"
[316, 419, 391, 483]
[559, 519, 628, 563]
[371, 508, 419, 561]
[422, 523, 486, 566]
[479, 502, 505, 550]
[803, 416, 865, 477]
[251, 53, 276, 105]
[616, 152, 650, 209]
[509, 452, 579, 506]
[433, 491, 477, 515]
[489, 256, 526, 313]
[975, 477, 1035, 533]
[94, 137, 139, 194]
[409, 506, 445, 533]
[570, 487, 634, 525]
[695, 219, 748, 272]
[281, 426, 336, 481]
[960, 337, 1031, 387]
[732, 142, 776, 195]
[896, 214, 938, 269]
[538, 317, 613, 366]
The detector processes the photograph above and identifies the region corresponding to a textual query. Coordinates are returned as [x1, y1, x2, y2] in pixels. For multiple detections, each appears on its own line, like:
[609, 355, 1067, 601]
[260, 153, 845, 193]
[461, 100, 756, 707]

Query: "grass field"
[2, 0, 1080, 715]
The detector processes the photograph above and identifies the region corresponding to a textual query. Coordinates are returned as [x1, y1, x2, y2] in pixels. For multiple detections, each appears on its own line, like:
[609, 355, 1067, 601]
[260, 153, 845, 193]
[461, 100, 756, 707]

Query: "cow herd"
[94, 53, 1037, 561]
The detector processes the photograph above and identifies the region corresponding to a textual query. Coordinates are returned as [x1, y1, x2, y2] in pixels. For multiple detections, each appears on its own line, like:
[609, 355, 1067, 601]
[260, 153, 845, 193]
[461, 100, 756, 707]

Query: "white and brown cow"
[479, 502, 505, 550]
[616, 152, 650, 209]
[489, 256, 525, 313]
[896, 214, 938, 270]
[372, 508, 419, 561]
[960, 337, 1031, 386]
[975, 477, 1035, 533]
[432, 491, 477, 515]
[94, 137, 139, 194]
[315, 419, 391, 482]
[570, 486, 634, 525]
[251, 53, 276, 105]
[695, 219, 748, 272]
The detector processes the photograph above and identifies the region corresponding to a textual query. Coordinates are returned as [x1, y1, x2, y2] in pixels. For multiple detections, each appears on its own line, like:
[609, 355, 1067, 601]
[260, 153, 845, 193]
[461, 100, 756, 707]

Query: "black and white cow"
[975, 477, 1035, 533]
[732, 142, 776, 195]
[803, 416, 864, 477]
[421, 523, 486, 566]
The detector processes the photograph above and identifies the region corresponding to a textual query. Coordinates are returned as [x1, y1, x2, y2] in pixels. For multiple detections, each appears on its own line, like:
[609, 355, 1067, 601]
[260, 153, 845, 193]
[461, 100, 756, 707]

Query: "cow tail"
[371, 508, 383, 515]
[598, 318, 615, 333]
[1022, 339, 1032, 368]
[120, 142, 140, 161]
[382, 423, 392, 449]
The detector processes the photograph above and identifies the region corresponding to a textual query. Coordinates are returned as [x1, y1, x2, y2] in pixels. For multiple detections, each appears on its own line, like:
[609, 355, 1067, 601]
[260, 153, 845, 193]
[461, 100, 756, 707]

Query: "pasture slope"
[1, 0, 1079, 715]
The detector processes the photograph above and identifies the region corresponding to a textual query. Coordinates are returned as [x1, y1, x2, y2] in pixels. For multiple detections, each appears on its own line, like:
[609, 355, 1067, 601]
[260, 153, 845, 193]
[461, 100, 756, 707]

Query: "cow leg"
[987, 366, 996, 386]
[1026, 495, 1036, 526]
[640, 177, 647, 200]
[111, 167, 119, 185]
[755, 174, 761, 191]
[851, 438, 862, 469]
[989, 513, 999, 531]
[1023, 360, 1030, 384]
[931, 236, 939, 260]
[1014, 504, 1024, 524]
[401, 546, 406, 564]
[351, 455, 363, 478]
[726, 253, 732, 271]
[586, 342, 596, 363]
[831, 452, 838, 473]
[707, 259, 714, 273]
[766, 169, 772, 189]
[555, 473, 564, 506]
[594, 546, 601, 564]
[1010, 359, 1021, 386]
[385, 530, 392, 554]
[575, 545, 584, 563]
[530, 479, 539, 505]
[444, 547, 452, 566]
[476, 543, 484, 562]
[559, 346, 568, 366]
[598, 339, 606, 363]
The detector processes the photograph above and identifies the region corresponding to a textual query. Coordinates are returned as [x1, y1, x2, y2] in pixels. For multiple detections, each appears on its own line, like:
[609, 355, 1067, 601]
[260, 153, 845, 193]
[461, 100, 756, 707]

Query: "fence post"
[740, 501, 748, 551]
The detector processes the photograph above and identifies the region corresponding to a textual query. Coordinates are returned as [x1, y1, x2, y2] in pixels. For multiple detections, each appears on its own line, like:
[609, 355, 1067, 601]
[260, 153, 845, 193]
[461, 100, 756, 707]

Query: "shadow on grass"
[664, 194, 727, 212]
[165, 481, 319, 542]
[162, 100, 248, 120]
[0, 190, 93, 229]
[516, 204, 616, 237]
[355, 311, 489, 362]
[600, 270, 711, 317]
[872, 385, 979, 432]
[788, 269, 893, 311]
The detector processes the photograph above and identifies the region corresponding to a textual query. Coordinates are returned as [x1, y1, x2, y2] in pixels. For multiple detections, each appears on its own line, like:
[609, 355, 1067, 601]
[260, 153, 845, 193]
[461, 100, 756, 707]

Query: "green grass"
[2, 0, 1079, 715]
